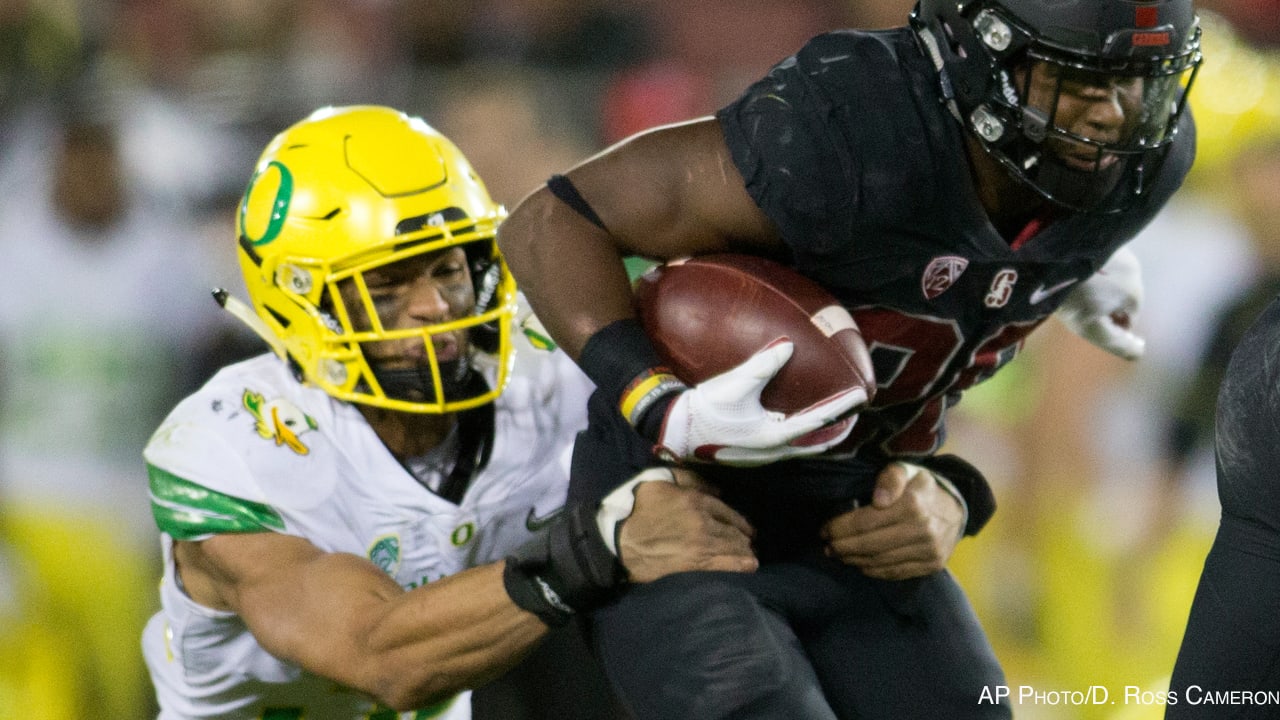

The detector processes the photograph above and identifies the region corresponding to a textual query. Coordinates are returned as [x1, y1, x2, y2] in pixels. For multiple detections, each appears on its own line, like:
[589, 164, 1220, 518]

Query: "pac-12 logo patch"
[922, 256, 969, 300]
[243, 389, 318, 455]
[368, 534, 401, 576]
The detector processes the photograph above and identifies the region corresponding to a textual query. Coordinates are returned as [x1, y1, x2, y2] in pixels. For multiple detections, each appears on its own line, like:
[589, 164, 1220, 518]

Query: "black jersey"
[570, 27, 1194, 551]
[1212, 293, 1280, 525]
[717, 27, 1195, 459]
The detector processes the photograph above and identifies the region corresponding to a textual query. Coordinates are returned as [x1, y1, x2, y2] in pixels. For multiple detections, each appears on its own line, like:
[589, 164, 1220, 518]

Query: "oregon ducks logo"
[240, 160, 294, 246]
[243, 389, 318, 455]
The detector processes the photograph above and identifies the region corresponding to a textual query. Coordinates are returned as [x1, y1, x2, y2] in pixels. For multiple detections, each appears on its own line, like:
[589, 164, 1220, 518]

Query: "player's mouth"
[430, 335, 461, 364]
[1059, 152, 1119, 172]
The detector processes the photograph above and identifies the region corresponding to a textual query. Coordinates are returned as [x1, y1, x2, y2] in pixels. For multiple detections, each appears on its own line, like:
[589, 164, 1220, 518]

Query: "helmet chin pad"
[1025, 151, 1127, 211]
[368, 358, 479, 406]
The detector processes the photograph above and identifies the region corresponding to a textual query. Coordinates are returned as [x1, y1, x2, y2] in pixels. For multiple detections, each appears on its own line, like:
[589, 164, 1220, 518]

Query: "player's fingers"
[858, 559, 943, 581]
[822, 493, 916, 537]
[840, 536, 937, 567]
[741, 338, 794, 379]
[1098, 318, 1145, 359]
[871, 462, 918, 508]
[713, 441, 827, 466]
[709, 338, 793, 393]
[826, 522, 931, 561]
[696, 553, 759, 573]
[786, 385, 868, 431]
[787, 412, 857, 450]
[699, 495, 757, 539]
[669, 467, 720, 496]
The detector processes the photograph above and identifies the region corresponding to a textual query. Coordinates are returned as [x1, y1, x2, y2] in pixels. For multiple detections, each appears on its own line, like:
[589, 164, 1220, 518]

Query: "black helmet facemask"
[912, 0, 1203, 213]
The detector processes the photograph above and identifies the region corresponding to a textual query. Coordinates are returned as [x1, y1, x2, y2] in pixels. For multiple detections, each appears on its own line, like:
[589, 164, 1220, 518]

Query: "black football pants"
[589, 554, 1010, 720]
[1168, 516, 1280, 719]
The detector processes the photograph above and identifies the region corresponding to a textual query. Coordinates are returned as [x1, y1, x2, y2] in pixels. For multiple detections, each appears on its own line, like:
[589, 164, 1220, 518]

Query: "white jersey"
[141, 342, 593, 720]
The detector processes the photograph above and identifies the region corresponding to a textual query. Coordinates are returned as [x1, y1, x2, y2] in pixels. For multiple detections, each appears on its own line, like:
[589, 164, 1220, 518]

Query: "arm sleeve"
[715, 43, 857, 258]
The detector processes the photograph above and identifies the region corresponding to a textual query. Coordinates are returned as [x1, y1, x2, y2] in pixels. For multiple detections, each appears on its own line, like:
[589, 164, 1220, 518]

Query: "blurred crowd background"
[0, 1, 1277, 718]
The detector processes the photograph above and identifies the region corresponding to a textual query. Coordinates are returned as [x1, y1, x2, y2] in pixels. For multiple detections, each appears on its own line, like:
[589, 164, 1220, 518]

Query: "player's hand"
[821, 462, 963, 580]
[1055, 245, 1145, 360]
[655, 340, 866, 466]
[607, 468, 758, 583]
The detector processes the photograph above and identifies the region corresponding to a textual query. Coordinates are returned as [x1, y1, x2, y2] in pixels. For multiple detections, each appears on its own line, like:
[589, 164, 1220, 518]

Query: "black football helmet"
[911, 0, 1202, 212]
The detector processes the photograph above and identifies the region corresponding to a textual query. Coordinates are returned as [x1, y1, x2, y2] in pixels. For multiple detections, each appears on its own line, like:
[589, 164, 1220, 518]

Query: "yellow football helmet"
[231, 105, 516, 413]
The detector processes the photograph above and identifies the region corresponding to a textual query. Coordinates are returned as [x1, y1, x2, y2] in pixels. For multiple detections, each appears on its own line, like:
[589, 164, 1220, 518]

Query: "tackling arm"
[171, 475, 756, 711]
[176, 533, 539, 711]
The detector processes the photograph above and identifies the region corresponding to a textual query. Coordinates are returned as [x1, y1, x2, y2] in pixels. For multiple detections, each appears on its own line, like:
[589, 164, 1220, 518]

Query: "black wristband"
[635, 392, 679, 441]
[914, 454, 996, 536]
[503, 562, 574, 626]
[503, 502, 625, 627]
[578, 318, 686, 435]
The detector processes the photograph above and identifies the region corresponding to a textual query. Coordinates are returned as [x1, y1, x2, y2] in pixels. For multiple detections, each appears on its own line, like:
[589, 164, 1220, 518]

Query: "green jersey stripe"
[148, 463, 286, 540]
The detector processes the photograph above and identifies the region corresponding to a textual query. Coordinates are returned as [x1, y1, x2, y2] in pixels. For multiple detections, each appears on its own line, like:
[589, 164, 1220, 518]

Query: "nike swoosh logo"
[1029, 278, 1079, 304]
[525, 506, 563, 532]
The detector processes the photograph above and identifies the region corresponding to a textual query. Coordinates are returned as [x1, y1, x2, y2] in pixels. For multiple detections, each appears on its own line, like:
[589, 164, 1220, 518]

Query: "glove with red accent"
[652, 339, 866, 466]
[1055, 245, 1145, 360]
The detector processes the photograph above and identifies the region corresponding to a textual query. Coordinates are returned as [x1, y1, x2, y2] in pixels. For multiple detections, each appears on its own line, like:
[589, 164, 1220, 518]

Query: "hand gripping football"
[633, 254, 875, 416]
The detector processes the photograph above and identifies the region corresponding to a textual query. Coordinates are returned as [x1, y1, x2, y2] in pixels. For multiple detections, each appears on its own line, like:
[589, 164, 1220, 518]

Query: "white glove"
[655, 340, 868, 466]
[1055, 245, 1145, 360]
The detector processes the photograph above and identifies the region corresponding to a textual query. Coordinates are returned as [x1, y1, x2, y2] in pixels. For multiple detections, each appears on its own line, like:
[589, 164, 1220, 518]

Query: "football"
[633, 254, 875, 415]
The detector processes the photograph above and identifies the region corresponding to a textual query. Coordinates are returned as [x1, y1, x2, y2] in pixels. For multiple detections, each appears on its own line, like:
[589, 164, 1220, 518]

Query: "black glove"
[502, 501, 625, 626]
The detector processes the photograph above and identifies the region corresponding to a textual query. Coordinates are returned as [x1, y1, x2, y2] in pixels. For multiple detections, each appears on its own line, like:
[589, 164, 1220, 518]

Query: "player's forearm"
[233, 551, 547, 712]
[497, 186, 636, 361]
[327, 501, 627, 709]
[350, 563, 549, 710]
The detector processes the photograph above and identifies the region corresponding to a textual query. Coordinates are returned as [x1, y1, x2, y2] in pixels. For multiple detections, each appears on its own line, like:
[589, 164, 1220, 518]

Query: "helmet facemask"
[913, 0, 1203, 213]
[304, 232, 516, 414]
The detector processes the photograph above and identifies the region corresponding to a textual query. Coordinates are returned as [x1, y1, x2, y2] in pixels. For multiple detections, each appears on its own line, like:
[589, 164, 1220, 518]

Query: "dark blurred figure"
[1163, 137, 1280, 482]
[1167, 135, 1280, 714]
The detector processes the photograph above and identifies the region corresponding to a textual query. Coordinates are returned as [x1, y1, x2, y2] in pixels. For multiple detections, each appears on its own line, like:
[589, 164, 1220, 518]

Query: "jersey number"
[850, 308, 1043, 454]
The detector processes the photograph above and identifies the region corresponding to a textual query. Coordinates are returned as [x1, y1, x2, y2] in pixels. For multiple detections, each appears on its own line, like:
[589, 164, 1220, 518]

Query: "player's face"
[1021, 60, 1145, 172]
[340, 246, 475, 368]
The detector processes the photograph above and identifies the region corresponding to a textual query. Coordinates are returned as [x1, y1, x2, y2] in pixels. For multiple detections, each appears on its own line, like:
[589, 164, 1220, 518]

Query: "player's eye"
[433, 261, 466, 282]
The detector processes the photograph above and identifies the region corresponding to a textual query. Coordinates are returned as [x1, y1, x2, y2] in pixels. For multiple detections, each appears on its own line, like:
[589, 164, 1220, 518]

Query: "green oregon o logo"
[240, 160, 294, 246]
[450, 522, 475, 547]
